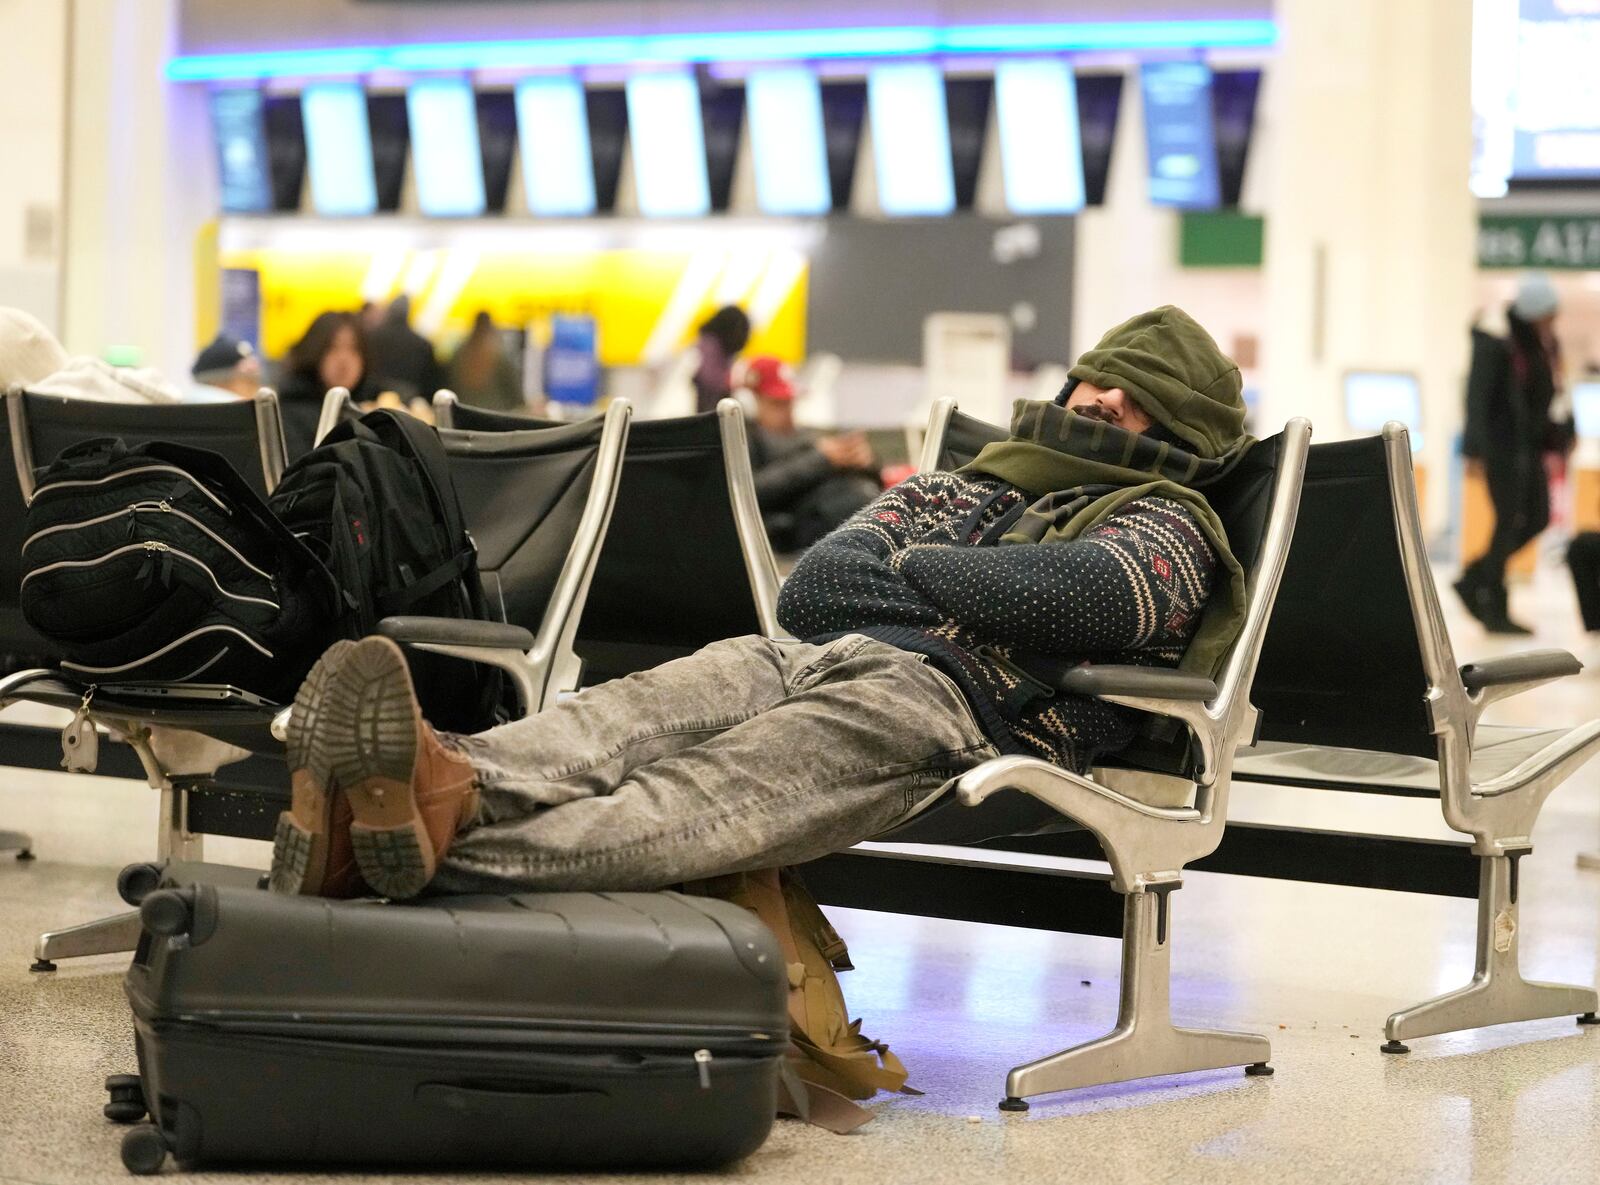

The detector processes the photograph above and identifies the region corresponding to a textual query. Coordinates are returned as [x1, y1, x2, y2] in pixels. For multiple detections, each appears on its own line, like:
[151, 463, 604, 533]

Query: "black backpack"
[268, 408, 503, 732]
[17, 438, 338, 702]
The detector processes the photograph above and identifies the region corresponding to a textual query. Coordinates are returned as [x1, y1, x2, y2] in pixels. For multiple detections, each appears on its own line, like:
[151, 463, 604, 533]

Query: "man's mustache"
[1073, 403, 1116, 423]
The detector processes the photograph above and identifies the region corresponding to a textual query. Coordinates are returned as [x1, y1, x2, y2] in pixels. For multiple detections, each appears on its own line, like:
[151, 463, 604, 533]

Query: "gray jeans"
[434, 634, 999, 893]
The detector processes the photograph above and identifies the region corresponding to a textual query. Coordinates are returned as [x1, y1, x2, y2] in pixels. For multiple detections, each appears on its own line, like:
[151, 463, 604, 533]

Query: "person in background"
[277, 311, 377, 458]
[366, 295, 444, 401]
[742, 356, 881, 552]
[693, 305, 751, 414]
[447, 311, 523, 412]
[1457, 272, 1573, 634]
[190, 333, 262, 399]
[0, 306, 181, 403]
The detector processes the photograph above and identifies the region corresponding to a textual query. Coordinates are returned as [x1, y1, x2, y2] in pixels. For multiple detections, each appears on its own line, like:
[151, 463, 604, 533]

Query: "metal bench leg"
[127, 729, 203, 866]
[31, 909, 142, 972]
[1384, 852, 1600, 1050]
[157, 782, 202, 865]
[0, 830, 34, 859]
[29, 734, 201, 972]
[999, 885, 1273, 1110]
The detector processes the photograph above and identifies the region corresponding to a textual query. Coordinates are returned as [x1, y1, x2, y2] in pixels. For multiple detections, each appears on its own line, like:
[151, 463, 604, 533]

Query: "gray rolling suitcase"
[114, 885, 788, 1173]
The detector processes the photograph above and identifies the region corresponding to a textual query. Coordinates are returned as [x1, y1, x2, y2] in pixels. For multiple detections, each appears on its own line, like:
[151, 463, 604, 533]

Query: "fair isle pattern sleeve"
[776, 472, 1021, 640]
[890, 495, 1218, 657]
[776, 474, 950, 639]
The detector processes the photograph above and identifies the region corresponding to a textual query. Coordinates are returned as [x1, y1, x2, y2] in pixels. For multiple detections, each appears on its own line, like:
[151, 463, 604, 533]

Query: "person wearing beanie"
[191, 333, 263, 399]
[692, 304, 751, 414]
[742, 355, 881, 551]
[1458, 272, 1573, 633]
[269, 305, 1250, 903]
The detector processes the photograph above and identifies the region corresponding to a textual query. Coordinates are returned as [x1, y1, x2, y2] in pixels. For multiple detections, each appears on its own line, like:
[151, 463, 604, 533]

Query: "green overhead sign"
[1179, 212, 1264, 267]
[1177, 212, 1600, 271]
[1478, 215, 1600, 270]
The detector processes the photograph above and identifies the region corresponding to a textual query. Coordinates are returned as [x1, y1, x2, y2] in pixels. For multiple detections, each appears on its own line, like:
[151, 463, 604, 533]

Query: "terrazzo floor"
[3, 565, 1600, 1185]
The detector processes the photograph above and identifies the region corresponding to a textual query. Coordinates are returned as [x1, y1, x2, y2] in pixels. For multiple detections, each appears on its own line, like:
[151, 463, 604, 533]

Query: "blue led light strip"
[166, 20, 1277, 81]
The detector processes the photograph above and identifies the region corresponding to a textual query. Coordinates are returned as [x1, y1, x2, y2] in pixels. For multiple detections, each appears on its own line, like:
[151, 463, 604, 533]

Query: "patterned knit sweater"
[776, 471, 1218, 772]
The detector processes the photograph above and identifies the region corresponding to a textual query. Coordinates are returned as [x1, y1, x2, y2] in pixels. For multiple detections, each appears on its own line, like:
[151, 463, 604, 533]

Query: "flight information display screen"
[867, 63, 956, 216]
[515, 77, 598, 216]
[625, 71, 712, 217]
[1572, 381, 1600, 439]
[407, 78, 486, 216]
[1474, 0, 1600, 191]
[1344, 371, 1423, 446]
[301, 83, 378, 216]
[210, 88, 273, 213]
[1140, 61, 1220, 209]
[747, 68, 831, 216]
[995, 59, 1086, 214]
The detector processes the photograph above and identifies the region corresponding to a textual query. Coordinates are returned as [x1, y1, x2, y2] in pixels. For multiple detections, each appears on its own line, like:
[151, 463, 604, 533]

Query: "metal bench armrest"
[1460, 649, 1581, 693]
[956, 755, 1203, 892]
[1055, 664, 1218, 703]
[376, 616, 535, 652]
[375, 616, 538, 716]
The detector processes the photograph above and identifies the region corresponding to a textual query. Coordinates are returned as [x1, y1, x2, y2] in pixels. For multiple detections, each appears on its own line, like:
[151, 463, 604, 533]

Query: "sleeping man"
[268, 306, 1252, 900]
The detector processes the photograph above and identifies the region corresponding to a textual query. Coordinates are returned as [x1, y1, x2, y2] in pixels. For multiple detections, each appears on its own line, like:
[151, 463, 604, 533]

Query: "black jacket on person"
[749, 425, 879, 552]
[1464, 311, 1569, 463]
[275, 372, 379, 459]
[367, 318, 444, 401]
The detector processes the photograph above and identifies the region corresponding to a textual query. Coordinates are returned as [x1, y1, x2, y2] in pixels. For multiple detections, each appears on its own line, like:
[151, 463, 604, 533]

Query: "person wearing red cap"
[742, 355, 881, 552]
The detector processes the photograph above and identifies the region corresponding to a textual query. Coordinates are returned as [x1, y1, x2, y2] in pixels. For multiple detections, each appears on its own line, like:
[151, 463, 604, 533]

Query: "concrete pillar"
[0, 0, 68, 333]
[1262, 0, 1475, 531]
[61, 0, 215, 377]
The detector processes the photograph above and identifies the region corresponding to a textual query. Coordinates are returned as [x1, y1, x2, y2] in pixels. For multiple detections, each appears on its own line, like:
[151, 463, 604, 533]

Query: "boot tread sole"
[328, 637, 434, 899]
[273, 640, 356, 896]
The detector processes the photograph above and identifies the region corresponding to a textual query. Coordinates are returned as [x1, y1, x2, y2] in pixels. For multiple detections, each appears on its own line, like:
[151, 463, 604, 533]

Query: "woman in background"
[693, 305, 751, 414]
[447, 311, 523, 412]
[277, 311, 378, 458]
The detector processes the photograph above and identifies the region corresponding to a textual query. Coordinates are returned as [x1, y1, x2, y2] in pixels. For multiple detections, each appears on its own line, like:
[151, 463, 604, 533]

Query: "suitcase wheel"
[139, 890, 193, 938]
[103, 1074, 147, 1124]
[120, 1125, 168, 1175]
[116, 857, 164, 908]
[117, 863, 164, 907]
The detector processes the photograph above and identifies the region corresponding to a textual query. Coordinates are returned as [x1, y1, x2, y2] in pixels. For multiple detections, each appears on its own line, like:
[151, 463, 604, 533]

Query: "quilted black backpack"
[18, 438, 338, 702]
[268, 408, 502, 732]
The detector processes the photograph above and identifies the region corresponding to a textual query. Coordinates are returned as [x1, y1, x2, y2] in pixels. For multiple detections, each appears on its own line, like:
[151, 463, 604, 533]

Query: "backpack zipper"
[22, 502, 275, 583]
[33, 465, 230, 515]
[60, 624, 273, 675]
[22, 541, 280, 610]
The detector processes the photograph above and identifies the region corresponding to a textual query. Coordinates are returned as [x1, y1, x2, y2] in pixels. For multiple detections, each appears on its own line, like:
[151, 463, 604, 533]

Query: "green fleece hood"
[1067, 305, 1245, 459]
[954, 307, 1255, 681]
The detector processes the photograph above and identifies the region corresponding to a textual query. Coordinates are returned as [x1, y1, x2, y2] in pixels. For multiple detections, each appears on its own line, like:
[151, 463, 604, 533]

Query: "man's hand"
[816, 432, 875, 471]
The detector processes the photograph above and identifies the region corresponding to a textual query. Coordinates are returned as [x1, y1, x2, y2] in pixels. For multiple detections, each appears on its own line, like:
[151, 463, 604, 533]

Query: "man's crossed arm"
[779, 476, 1217, 659]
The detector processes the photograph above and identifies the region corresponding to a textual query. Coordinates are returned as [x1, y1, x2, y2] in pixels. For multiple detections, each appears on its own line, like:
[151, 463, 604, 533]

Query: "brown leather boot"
[271, 640, 367, 897]
[325, 635, 480, 899]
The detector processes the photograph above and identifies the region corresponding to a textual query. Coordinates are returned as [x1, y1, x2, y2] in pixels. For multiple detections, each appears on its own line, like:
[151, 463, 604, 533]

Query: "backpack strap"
[371, 549, 476, 617]
[358, 409, 470, 543]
